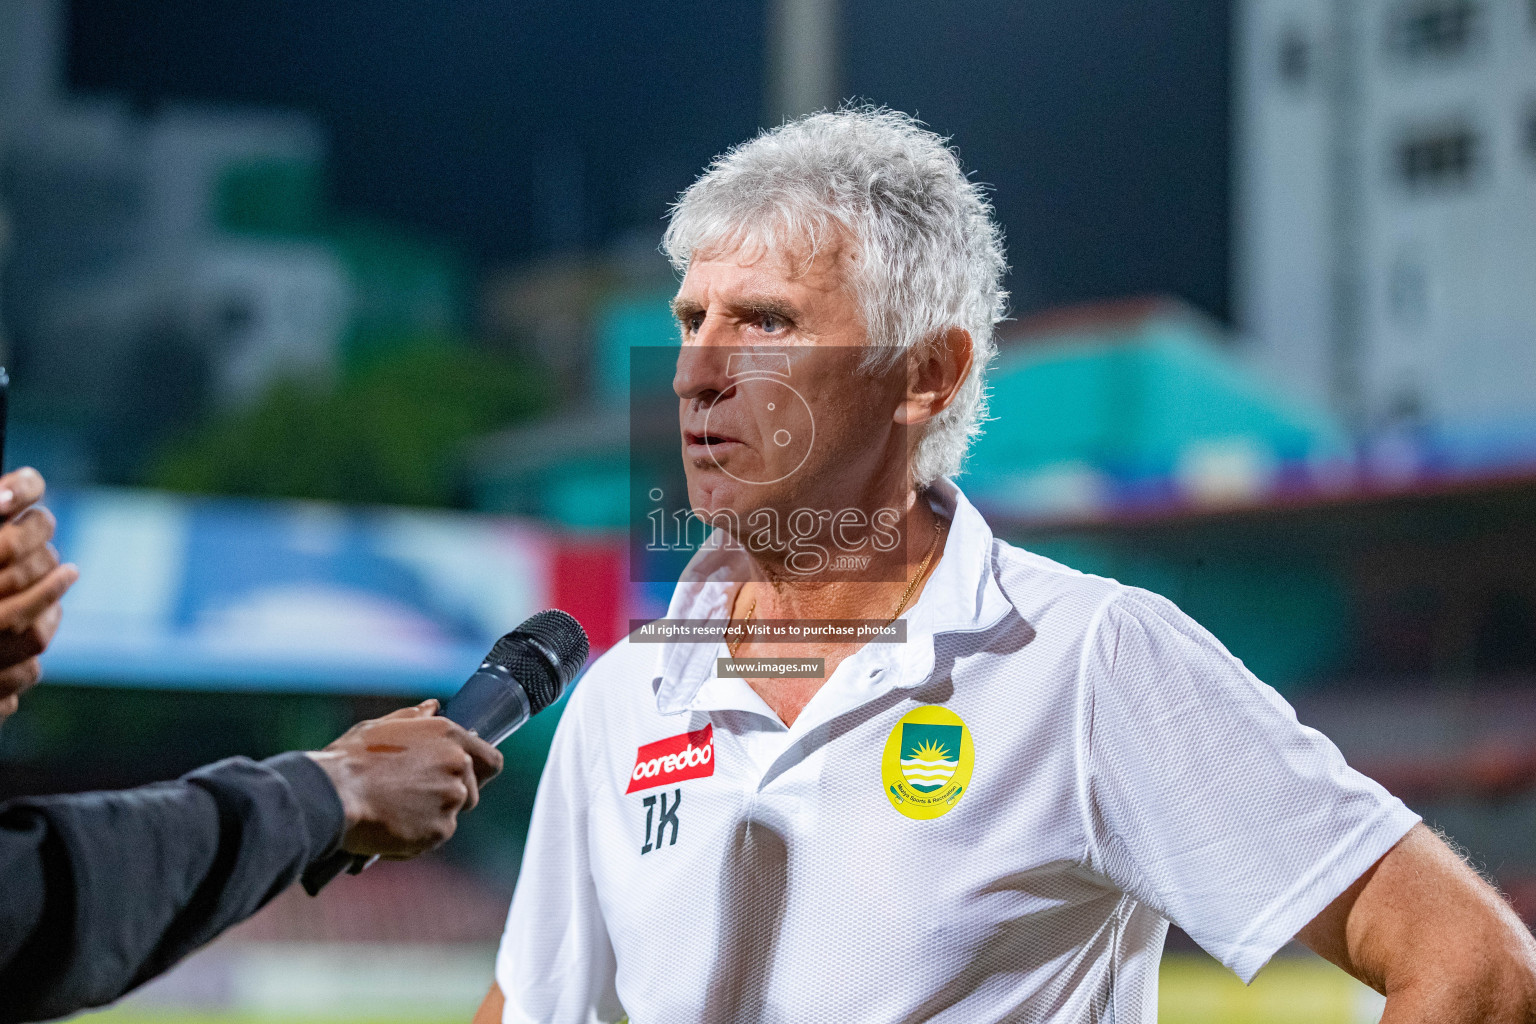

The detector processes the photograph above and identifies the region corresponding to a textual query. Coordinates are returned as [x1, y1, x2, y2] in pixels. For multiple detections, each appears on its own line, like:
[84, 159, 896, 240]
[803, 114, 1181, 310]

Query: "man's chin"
[683, 470, 752, 520]
[686, 470, 800, 522]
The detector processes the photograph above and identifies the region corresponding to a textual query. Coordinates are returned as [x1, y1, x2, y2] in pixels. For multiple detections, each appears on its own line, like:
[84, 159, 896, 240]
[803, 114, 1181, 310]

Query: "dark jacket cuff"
[262, 752, 346, 863]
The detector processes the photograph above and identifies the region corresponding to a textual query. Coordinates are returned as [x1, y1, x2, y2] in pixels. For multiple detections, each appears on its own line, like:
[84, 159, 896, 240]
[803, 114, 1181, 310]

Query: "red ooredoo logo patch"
[626, 724, 714, 794]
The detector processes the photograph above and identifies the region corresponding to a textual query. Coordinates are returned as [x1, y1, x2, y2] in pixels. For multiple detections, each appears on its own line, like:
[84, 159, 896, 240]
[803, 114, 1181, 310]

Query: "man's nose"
[673, 343, 735, 401]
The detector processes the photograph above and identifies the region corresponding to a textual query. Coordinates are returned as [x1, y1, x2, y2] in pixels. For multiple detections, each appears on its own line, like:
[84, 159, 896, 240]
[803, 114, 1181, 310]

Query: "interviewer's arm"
[0, 753, 343, 1024]
[0, 703, 502, 1024]
[1296, 822, 1536, 1022]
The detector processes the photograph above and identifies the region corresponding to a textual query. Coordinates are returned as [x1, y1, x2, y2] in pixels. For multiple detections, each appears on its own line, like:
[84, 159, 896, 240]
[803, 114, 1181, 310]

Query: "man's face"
[671, 240, 910, 543]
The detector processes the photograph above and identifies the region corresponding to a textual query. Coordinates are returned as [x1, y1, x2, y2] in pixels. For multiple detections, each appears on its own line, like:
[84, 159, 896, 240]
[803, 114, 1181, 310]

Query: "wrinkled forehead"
[683, 207, 859, 284]
[681, 228, 860, 300]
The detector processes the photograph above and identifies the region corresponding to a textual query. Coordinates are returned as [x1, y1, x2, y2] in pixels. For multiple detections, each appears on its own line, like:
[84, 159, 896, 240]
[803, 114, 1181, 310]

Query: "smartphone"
[0, 367, 8, 474]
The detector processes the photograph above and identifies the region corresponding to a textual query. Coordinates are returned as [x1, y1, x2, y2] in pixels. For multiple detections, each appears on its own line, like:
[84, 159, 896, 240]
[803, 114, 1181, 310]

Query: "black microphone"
[301, 610, 590, 895]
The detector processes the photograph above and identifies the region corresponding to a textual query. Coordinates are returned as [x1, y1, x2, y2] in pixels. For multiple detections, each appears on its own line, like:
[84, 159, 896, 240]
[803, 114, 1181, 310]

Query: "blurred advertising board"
[40, 489, 626, 694]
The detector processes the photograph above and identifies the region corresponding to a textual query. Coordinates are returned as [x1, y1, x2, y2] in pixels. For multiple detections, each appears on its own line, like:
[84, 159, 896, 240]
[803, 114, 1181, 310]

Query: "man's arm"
[473, 982, 505, 1024]
[1296, 822, 1536, 1023]
[0, 703, 502, 1024]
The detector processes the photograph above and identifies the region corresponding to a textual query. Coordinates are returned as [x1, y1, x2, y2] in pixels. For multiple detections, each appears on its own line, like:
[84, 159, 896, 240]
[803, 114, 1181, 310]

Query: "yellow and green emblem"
[881, 705, 973, 819]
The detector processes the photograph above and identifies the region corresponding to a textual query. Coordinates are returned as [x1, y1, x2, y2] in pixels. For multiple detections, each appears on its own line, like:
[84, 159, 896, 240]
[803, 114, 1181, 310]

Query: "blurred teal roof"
[965, 298, 1347, 516]
[596, 291, 679, 402]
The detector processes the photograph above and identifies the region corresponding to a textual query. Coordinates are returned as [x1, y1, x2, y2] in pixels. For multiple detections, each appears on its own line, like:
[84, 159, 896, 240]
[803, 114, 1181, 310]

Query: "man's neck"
[735, 491, 944, 623]
[727, 492, 950, 729]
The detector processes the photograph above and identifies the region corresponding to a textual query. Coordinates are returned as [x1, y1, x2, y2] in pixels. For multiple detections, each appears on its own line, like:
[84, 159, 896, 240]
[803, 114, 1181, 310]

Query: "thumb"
[385, 699, 440, 720]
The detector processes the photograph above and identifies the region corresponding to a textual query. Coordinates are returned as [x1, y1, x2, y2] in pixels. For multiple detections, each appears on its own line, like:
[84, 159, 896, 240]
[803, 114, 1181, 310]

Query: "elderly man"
[477, 109, 1536, 1022]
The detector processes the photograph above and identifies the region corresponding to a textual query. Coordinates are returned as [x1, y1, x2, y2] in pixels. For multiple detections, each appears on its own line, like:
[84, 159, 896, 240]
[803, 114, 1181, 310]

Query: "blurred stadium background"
[0, 0, 1532, 1020]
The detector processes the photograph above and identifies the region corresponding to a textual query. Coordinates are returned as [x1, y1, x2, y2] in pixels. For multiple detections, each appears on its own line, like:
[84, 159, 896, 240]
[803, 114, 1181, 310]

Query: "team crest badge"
[881, 705, 973, 819]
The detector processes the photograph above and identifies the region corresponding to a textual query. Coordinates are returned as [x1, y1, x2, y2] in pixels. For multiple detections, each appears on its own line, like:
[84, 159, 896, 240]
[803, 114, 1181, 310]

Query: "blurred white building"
[9, 100, 350, 408]
[0, 0, 351, 434]
[0, 0, 65, 361]
[1235, 0, 1536, 435]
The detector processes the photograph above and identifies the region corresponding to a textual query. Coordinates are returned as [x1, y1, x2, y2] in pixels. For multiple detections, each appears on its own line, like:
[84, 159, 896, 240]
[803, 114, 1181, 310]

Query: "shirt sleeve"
[1079, 587, 1421, 983]
[0, 752, 343, 1023]
[495, 685, 624, 1024]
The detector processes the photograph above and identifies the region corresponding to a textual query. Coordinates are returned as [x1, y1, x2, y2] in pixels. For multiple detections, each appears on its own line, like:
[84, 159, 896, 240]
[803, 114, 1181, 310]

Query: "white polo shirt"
[496, 481, 1418, 1023]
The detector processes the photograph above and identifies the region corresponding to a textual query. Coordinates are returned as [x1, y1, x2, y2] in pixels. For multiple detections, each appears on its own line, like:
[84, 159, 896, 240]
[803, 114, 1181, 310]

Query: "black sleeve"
[0, 752, 344, 1024]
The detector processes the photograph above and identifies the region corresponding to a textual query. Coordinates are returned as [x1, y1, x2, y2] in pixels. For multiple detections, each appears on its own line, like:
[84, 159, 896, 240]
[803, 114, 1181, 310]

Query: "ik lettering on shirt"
[639, 789, 682, 855]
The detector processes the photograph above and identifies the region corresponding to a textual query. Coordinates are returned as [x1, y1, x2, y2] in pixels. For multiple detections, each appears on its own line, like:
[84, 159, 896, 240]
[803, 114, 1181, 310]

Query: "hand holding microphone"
[0, 466, 80, 722]
[302, 610, 590, 893]
[307, 701, 503, 859]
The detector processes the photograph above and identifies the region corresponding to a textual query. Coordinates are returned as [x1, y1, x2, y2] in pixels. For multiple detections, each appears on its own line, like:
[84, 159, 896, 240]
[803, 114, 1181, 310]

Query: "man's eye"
[760, 316, 782, 333]
[686, 315, 704, 333]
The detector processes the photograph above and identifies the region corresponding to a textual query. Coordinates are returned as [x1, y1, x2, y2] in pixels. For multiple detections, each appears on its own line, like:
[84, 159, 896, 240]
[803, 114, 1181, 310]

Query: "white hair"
[662, 106, 1008, 485]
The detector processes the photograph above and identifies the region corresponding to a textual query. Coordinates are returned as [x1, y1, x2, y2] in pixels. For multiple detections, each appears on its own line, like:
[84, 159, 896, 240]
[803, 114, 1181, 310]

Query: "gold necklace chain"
[727, 515, 946, 658]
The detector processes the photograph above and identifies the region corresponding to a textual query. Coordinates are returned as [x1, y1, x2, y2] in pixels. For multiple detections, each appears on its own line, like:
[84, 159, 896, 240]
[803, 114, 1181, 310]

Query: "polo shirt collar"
[651, 479, 1012, 718]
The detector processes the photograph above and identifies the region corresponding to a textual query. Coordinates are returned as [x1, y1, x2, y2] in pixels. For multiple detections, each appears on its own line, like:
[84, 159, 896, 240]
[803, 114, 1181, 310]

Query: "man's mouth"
[685, 431, 744, 458]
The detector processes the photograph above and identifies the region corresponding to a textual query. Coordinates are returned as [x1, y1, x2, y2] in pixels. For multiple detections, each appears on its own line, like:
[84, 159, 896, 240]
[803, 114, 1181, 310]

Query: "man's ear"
[895, 327, 974, 427]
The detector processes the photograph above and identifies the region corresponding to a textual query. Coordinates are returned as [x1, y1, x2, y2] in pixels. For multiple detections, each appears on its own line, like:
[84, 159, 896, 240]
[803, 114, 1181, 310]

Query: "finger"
[0, 657, 42, 701]
[0, 545, 60, 599]
[0, 506, 57, 566]
[0, 469, 45, 519]
[31, 601, 64, 649]
[433, 718, 502, 784]
[413, 807, 458, 853]
[374, 699, 438, 723]
[434, 747, 477, 814]
[0, 599, 64, 661]
[399, 699, 441, 719]
[455, 751, 480, 813]
[0, 564, 78, 633]
[458, 730, 504, 786]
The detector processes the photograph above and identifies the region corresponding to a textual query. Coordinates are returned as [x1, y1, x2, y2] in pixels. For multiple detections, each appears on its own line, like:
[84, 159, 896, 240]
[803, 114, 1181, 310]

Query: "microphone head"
[486, 609, 590, 714]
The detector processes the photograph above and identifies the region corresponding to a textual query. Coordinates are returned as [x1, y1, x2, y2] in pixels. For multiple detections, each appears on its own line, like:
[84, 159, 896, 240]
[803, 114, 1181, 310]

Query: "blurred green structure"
[215, 156, 468, 372]
[471, 289, 675, 529]
[150, 340, 549, 507]
[136, 153, 552, 508]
